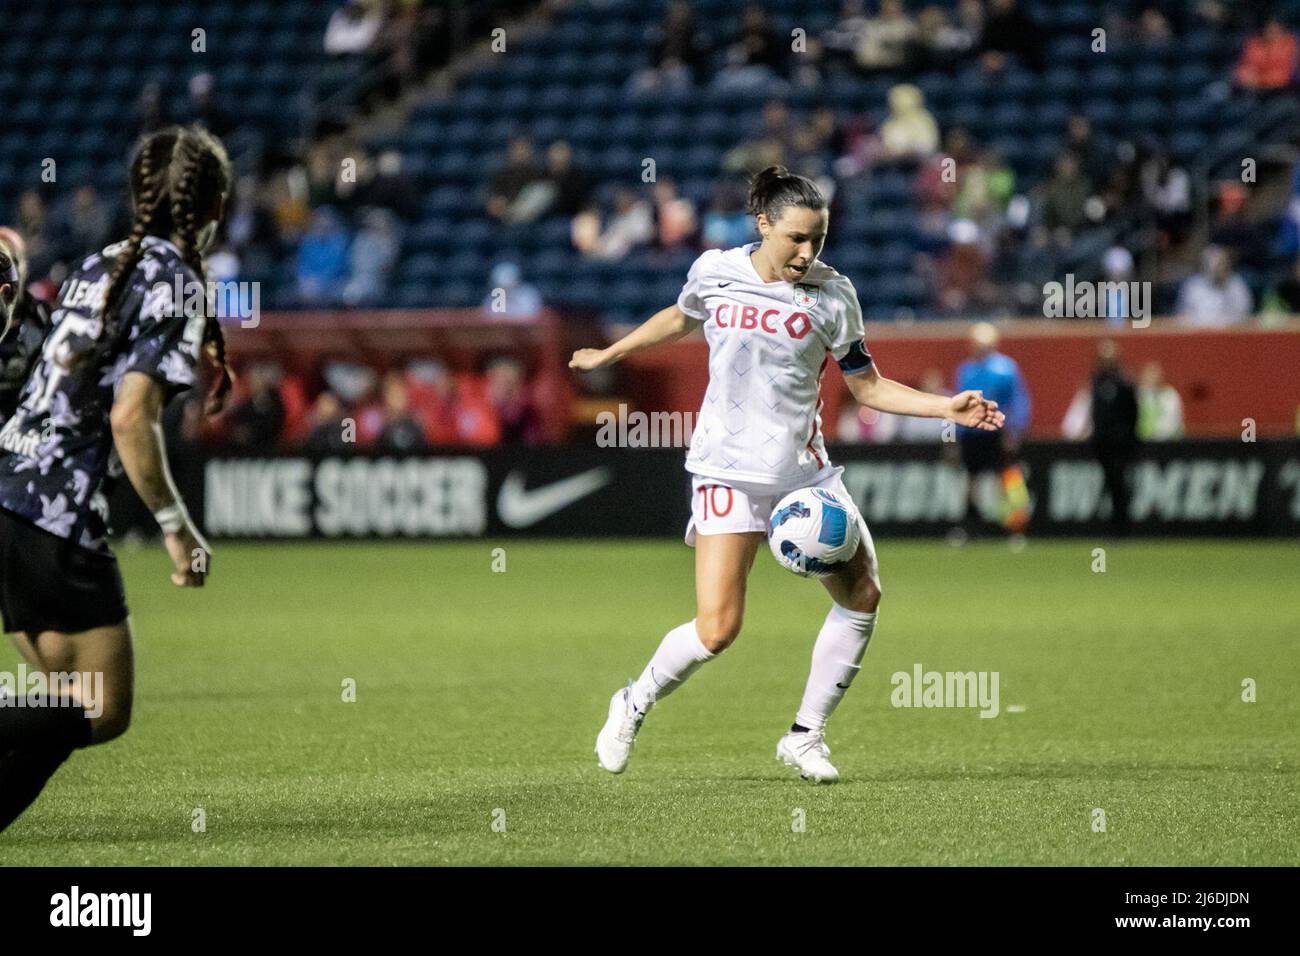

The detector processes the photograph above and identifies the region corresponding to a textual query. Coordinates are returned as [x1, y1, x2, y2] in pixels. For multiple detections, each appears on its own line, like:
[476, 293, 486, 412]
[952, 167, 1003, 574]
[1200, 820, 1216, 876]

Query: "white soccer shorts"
[684, 465, 873, 560]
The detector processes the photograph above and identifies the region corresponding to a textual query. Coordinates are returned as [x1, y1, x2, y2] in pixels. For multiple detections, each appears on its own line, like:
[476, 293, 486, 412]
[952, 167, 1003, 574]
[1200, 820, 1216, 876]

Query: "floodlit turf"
[2, 538, 1296, 866]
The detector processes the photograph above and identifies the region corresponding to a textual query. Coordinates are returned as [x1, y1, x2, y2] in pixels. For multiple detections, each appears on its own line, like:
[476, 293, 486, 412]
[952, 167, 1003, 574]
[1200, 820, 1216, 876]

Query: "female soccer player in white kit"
[570, 166, 1004, 782]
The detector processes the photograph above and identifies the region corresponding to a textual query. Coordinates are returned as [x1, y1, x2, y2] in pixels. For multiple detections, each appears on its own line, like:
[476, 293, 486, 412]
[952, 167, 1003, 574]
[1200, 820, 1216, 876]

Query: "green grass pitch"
[2, 538, 1296, 866]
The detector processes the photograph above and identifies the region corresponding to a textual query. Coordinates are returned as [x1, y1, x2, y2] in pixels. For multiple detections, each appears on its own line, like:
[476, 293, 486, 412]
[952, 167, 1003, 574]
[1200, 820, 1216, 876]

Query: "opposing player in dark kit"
[0, 126, 234, 832]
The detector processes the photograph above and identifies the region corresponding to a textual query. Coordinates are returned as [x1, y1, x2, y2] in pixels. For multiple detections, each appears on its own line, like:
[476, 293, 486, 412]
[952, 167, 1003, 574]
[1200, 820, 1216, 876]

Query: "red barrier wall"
[617, 320, 1300, 439]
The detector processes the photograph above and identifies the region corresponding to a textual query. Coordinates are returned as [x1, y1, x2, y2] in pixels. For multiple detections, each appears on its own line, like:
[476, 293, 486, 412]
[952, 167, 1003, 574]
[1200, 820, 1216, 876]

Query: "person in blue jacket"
[953, 322, 1030, 538]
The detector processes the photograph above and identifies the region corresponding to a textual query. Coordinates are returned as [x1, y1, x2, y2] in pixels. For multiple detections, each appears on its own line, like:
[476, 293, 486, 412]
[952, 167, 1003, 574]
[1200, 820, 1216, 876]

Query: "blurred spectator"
[723, 99, 796, 175]
[700, 182, 754, 249]
[1233, 17, 1298, 92]
[15, 192, 52, 278]
[937, 220, 994, 315]
[1176, 245, 1252, 326]
[1137, 361, 1185, 441]
[297, 207, 351, 305]
[978, 0, 1044, 73]
[823, 0, 870, 73]
[362, 150, 419, 221]
[56, 185, 110, 257]
[1207, 180, 1266, 265]
[573, 189, 655, 260]
[227, 362, 286, 450]
[911, 4, 978, 72]
[325, 0, 384, 56]
[1100, 245, 1136, 325]
[135, 81, 170, 137]
[206, 242, 241, 287]
[789, 33, 831, 92]
[541, 141, 591, 219]
[880, 84, 939, 161]
[915, 127, 971, 213]
[269, 166, 312, 245]
[653, 179, 698, 248]
[372, 0, 425, 95]
[714, 5, 789, 92]
[1008, 223, 1057, 312]
[1040, 151, 1091, 244]
[1063, 116, 1113, 196]
[1140, 150, 1193, 246]
[482, 261, 543, 320]
[856, 0, 916, 71]
[789, 108, 838, 180]
[404, 359, 499, 446]
[375, 371, 428, 451]
[831, 109, 884, 179]
[1087, 340, 1139, 535]
[956, 0, 986, 51]
[305, 391, 350, 452]
[323, 360, 378, 408]
[225, 175, 277, 269]
[486, 136, 548, 225]
[486, 357, 542, 446]
[306, 143, 343, 209]
[631, 0, 711, 92]
[1138, 8, 1174, 48]
[185, 72, 231, 138]
[953, 145, 1015, 227]
[343, 208, 400, 306]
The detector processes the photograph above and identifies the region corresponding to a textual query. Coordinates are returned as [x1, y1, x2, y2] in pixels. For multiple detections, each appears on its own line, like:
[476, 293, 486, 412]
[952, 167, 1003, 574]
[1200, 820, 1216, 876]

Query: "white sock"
[629, 619, 715, 714]
[794, 604, 878, 732]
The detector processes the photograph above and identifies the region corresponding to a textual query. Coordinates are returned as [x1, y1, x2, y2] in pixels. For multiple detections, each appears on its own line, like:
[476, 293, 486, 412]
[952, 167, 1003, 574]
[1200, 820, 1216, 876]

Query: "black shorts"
[0, 508, 128, 634]
[958, 432, 1005, 475]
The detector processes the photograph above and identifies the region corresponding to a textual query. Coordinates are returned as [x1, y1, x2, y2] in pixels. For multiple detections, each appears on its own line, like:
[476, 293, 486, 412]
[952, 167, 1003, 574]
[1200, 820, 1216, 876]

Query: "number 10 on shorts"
[697, 484, 734, 522]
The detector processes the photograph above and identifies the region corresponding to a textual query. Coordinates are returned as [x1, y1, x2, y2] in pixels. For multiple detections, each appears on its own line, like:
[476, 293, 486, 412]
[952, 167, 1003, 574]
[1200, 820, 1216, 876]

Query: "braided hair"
[102, 125, 234, 414]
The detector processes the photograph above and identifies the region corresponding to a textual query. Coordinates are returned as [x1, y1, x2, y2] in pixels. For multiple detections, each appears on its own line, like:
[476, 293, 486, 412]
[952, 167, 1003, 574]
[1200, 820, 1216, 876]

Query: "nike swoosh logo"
[717, 281, 732, 287]
[496, 467, 612, 528]
[836, 682, 851, 689]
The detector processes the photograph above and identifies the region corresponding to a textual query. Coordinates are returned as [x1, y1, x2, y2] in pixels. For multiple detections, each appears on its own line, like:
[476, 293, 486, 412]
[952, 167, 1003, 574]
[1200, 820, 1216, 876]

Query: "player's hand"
[948, 390, 1005, 431]
[569, 348, 612, 371]
[164, 527, 210, 587]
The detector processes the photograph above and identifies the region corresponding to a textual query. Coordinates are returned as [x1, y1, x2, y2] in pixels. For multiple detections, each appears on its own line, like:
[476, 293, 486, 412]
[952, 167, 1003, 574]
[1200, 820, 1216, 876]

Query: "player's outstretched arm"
[845, 365, 1005, 431]
[569, 304, 702, 371]
[111, 371, 211, 587]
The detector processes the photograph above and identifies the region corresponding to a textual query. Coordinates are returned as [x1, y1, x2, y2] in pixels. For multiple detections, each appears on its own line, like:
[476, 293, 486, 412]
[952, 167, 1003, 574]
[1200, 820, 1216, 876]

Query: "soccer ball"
[768, 487, 861, 578]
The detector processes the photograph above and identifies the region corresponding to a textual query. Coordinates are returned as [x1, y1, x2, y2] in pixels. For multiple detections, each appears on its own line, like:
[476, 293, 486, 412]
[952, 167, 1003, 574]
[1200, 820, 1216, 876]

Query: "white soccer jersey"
[676, 241, 873, 488]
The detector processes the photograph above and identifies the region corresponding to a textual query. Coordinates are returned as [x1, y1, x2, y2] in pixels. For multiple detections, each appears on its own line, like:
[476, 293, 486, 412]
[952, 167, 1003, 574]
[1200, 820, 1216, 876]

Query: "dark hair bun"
[746, 165, 826, 221]
[746, 165, 790, 215]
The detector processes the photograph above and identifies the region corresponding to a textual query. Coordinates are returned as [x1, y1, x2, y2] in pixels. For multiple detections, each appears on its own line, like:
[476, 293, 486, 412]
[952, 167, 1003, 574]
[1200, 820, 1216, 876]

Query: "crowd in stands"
[481, 1, 1300, 326]
[838, 355, 1185, 444]
[6, 1, 1299, 454]
[176, 354, 546, 454]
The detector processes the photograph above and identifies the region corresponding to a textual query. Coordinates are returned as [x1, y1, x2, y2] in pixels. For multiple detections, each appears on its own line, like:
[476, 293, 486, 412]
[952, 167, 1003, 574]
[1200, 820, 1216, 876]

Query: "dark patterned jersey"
[0, 293, 52, 422]
[0, 236, 203, 553]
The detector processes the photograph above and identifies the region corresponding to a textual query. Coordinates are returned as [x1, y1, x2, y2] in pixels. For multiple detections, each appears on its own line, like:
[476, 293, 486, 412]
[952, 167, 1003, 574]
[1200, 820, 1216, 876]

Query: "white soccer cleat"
[776, 730, 840, 784]
[595, 684, 646, 774]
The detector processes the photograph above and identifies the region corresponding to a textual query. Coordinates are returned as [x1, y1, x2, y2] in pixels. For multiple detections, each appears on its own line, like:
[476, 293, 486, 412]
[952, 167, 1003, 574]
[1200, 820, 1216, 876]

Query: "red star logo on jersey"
[793, 283, 819, 309]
